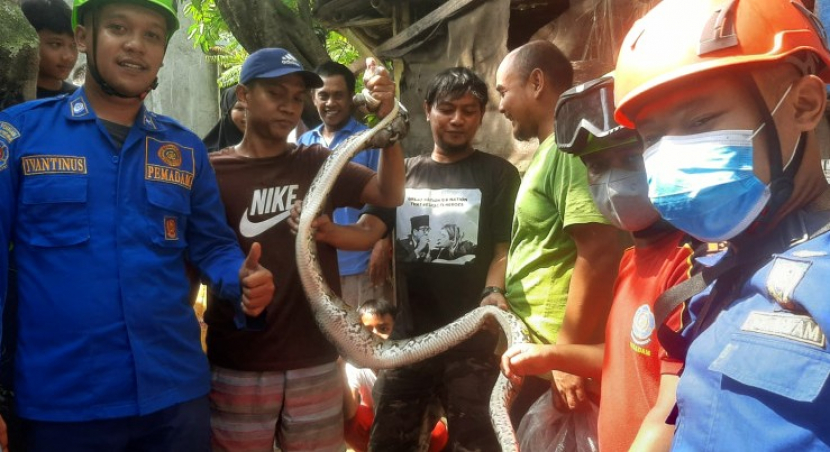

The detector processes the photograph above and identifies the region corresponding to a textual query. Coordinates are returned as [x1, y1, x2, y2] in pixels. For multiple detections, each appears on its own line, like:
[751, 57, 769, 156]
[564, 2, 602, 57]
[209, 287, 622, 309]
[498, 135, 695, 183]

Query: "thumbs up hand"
[238, 242, 275, 317]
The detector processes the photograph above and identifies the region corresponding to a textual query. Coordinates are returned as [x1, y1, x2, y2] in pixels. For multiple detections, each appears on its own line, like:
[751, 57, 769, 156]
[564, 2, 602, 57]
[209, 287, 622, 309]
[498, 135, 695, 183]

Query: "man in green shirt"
[491, 40, 621, 423]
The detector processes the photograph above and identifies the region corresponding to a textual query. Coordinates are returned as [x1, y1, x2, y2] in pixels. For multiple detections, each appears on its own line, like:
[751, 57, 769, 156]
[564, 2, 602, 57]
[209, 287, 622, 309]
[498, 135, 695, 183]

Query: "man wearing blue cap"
[205, 48, 405, 452]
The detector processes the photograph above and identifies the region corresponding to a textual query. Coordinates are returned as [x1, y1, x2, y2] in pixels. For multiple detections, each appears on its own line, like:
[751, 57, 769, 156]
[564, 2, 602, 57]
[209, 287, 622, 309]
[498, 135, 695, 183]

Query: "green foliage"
[326, 31, 359, 66]
[183, 0, 229, 54]
[184, 0, 361, 88]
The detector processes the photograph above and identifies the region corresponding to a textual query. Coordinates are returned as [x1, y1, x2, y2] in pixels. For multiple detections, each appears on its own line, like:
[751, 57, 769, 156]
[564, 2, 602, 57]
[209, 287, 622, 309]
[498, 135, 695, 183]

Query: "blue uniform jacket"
[0, 89, 245, 421]
[674, 211, 830, 450]
[298, 117, 379, 276]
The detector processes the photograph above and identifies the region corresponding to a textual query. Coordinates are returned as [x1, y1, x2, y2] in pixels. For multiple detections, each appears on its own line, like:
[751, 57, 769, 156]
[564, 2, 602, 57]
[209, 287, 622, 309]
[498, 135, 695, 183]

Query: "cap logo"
[282, 53, 301, 68]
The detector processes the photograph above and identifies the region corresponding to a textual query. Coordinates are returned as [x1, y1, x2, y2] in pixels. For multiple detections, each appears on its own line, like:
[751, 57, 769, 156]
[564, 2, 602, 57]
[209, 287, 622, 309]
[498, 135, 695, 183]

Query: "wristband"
[480, 286, 505, 300]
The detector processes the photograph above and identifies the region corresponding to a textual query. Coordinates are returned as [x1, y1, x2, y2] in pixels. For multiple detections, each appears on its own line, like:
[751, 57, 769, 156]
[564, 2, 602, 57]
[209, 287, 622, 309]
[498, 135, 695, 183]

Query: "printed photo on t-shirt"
[395, 188, 481, 265]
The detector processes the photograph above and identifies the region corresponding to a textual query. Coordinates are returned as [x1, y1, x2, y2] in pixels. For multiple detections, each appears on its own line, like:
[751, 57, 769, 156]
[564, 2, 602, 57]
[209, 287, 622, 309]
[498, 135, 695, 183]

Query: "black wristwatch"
[480, 286, 505, 300]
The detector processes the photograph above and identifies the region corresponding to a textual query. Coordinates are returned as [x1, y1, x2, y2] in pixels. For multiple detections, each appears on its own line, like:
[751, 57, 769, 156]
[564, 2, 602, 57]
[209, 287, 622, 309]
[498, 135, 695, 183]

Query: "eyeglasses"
[555, 75, 628, 154]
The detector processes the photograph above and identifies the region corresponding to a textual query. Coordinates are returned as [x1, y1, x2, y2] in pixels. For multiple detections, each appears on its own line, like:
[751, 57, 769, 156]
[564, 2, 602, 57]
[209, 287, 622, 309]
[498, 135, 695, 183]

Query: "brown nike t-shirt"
[205, 144, 374, 371]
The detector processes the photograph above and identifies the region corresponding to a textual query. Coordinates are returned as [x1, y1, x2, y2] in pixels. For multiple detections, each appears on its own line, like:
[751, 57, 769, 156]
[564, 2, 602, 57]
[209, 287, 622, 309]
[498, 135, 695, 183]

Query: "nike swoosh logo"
[239, 209, 291, 238]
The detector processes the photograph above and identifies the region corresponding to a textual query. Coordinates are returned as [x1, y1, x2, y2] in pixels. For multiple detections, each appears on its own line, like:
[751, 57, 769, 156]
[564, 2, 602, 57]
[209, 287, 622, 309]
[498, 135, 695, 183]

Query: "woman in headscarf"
[202, 86, 246, 153]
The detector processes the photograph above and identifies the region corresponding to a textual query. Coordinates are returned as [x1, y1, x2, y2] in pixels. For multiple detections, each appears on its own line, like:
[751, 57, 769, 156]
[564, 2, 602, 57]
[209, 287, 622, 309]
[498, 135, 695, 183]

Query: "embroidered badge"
[630, 304, 656, 356]
[164, 216, 178, 240]
[0, 142, 8, 172]
[767, 257, 811, 310]
[0, 122, 20, 143]
[21, 155, 87, 175]
[70, 98, 88, 117]
[741, 311, 826, 348]
[158, 144, 182, 167]
[145, 137, 195, 189]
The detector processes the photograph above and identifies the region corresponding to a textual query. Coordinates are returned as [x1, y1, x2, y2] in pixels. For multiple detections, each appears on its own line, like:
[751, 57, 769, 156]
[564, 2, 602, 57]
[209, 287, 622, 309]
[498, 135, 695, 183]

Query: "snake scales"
[295, 92, 531, 452]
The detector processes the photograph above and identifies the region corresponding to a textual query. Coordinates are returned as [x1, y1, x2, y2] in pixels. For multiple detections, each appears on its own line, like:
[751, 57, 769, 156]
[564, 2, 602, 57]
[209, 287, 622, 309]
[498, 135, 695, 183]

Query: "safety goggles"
[555, 75, 632, 155]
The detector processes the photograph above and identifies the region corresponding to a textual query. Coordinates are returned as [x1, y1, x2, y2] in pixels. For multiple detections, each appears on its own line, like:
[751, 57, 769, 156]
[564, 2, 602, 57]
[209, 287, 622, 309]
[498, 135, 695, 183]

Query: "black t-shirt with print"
[369, 150, 520, 351]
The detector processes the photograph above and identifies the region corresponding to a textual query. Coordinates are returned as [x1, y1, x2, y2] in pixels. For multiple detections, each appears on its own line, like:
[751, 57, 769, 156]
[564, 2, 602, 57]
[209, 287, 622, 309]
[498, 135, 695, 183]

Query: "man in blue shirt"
[298, 61, 392, 308]
[0, 0, 274, 450]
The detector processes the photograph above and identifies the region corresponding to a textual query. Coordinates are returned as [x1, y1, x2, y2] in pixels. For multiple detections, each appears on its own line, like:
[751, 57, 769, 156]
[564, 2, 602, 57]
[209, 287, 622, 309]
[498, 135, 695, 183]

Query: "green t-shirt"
[505, 135, 608, 344]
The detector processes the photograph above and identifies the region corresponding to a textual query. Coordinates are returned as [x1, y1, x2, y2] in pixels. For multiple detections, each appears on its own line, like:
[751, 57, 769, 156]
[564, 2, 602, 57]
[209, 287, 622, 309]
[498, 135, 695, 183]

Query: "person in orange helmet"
[613, 0, 830, 449]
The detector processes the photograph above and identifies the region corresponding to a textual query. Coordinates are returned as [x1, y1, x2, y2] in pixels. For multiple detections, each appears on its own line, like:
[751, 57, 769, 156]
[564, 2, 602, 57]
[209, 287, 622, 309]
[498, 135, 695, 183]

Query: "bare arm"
[553, 222, 620, 410]
[501, 343, 604, 382]
[479, 242, 510, 310]
[289, 202, 389, 251]
[358, 60, 405, 208]
[629, 374, 679, 452]
[558, 222, 620, 344]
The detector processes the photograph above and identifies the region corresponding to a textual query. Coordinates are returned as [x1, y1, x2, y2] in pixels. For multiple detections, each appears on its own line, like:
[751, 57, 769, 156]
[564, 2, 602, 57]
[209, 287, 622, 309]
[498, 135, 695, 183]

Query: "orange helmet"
[614, 0, 830, 128]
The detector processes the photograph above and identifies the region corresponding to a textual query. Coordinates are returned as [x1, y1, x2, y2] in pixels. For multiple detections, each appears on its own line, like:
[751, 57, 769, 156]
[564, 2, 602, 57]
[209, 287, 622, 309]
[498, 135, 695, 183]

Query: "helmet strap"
[740, 73, 806, 227]
[87, 11, 162, 101]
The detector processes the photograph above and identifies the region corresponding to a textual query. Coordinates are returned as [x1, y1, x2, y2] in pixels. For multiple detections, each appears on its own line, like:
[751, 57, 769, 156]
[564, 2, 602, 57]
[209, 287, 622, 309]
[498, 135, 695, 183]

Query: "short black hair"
[425, 67, 488, 110]
[512, 40, 573, 96]
[358, 298, 397, 319]
[315, 61, 356, 94]
[21, 0, 74, 35]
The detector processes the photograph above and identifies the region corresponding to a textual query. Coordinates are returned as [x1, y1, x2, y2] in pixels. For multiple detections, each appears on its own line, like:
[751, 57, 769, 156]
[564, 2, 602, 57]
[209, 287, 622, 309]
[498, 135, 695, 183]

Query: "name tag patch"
[21, 155, 87, 175]
[0, 122, 20, 143]
[741, 311, 826, 348]
[145, 138, 195, 189]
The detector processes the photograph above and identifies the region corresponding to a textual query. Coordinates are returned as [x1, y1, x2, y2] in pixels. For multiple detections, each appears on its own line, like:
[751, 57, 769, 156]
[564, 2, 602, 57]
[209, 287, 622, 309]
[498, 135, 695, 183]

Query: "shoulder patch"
[70, 97, 89, 117]
[0, 122, 20, 143]
[741, 311, 826, 348]
[0, 142, 8, 172]
[767, 256, 811, 310]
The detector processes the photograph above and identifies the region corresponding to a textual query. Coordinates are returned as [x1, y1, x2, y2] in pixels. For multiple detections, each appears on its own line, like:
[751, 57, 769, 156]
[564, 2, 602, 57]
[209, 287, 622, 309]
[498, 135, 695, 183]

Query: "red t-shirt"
[597, 231, 694, 452]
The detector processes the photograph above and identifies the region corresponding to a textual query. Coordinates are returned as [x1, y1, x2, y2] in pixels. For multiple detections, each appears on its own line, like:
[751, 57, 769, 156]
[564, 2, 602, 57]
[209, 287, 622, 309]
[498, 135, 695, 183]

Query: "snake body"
[295, 94, 530, 451]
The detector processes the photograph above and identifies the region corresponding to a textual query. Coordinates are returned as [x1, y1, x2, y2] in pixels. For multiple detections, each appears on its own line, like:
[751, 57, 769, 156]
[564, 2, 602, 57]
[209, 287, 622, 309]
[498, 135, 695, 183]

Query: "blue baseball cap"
[240, 48, 324, 88]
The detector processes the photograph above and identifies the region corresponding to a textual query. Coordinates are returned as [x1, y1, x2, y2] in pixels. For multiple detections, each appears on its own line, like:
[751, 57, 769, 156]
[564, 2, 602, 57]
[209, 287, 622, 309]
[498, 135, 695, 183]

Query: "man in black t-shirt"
[300, 67, 520, 451]
[374, 67, 519, 451]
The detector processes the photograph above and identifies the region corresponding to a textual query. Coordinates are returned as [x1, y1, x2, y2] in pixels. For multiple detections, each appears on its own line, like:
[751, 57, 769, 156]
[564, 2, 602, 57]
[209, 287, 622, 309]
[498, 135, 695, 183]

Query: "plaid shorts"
[209, 362, 344, 452]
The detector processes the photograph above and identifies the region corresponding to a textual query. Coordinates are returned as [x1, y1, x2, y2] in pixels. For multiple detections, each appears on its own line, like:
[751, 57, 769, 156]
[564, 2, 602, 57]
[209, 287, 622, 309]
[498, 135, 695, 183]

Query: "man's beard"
[436, 138, 472, 154]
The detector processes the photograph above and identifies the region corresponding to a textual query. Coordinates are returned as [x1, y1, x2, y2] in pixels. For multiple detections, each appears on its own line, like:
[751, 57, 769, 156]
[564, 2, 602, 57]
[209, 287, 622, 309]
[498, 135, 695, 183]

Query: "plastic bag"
[516, 390, 599, 452]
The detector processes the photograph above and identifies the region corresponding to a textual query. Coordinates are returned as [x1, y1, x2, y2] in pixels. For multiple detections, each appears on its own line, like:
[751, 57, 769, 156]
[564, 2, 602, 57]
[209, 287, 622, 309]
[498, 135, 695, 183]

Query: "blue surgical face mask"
[590, 165, 661, 232]
[644, 129, 770, 242]
[644, 84, 794, 243]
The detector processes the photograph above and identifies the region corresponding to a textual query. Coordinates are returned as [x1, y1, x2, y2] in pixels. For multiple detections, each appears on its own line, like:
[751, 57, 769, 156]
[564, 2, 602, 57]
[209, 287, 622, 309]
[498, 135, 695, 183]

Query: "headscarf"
[202, 86, 245, 153]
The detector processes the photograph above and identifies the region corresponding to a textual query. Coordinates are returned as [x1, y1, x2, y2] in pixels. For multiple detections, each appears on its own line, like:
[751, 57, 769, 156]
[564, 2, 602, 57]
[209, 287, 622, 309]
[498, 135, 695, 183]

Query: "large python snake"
[295, 90, 531, 452]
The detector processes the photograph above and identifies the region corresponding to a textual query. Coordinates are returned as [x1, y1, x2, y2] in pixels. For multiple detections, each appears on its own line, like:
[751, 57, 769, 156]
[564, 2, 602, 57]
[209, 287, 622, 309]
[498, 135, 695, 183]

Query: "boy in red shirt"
[500, 74, 697, 451]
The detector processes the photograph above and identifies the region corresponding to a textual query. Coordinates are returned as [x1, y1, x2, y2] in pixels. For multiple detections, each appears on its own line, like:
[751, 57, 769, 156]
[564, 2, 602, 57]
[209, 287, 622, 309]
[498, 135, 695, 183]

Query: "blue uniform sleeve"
[186, 142, 246, 326]
[0, 113, 21, 349]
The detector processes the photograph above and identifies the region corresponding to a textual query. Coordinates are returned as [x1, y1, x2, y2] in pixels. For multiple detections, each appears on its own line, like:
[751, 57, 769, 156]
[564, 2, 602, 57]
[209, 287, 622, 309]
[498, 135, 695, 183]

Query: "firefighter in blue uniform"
[613, 0, 830, 449]
[0, 0, 274, 450]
